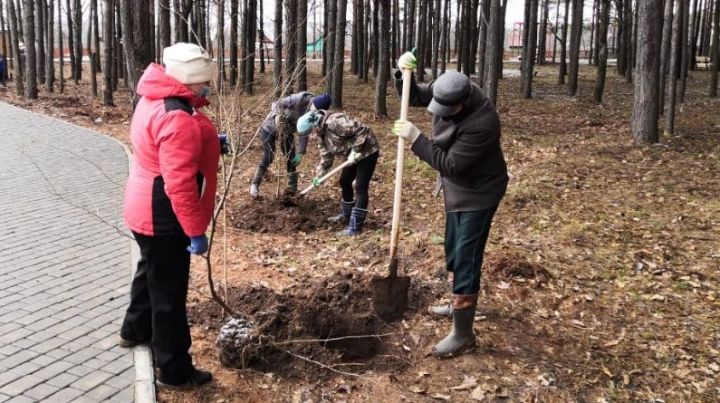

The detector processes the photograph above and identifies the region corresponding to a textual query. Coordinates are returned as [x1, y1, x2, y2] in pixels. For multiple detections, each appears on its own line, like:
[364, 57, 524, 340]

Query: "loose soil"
[2, 62, 718, 402]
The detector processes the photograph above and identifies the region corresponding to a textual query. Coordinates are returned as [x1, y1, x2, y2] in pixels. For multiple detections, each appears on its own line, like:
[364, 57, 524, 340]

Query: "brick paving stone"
[0, 102, 137, 401]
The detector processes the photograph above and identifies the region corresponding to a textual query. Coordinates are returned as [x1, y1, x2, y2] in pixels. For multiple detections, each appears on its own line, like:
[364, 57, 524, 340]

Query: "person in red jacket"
[120, 43, 220, 388]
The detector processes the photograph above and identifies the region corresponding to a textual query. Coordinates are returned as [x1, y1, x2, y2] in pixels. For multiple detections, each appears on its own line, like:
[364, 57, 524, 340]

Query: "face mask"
[197, 86, 211, 98]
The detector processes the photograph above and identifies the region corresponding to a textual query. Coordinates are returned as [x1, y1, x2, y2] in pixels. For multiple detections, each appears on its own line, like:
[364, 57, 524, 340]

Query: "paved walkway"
[0, 102, 139, 402]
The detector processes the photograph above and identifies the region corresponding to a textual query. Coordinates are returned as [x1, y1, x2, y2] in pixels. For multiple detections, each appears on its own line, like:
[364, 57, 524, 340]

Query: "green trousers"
[445, 207, 498, 295]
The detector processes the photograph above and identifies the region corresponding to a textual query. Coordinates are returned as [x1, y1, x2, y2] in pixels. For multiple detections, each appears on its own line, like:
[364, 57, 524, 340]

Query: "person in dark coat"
[392, 51, 509, 357]
[0, 55, 7, 87]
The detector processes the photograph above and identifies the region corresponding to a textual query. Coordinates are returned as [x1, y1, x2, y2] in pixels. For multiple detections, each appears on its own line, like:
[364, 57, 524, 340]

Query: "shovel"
[371, 68, 413, 322]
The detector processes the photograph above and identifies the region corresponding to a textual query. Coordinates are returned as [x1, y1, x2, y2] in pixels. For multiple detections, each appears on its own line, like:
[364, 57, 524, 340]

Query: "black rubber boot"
[157, 368, 213, 389]
[432, 295, 477, 358]
[328, 200, 355, 224]
[337, 207, 367, 236]
[284, 172, 299, 195]
[250, 167, 265, 198]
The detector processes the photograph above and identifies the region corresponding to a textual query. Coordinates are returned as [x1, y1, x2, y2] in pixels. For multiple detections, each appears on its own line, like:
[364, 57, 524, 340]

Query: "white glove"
[392, 119, 421, 144]
[346, 150, 362, 164]
[397, 51, 417, 71]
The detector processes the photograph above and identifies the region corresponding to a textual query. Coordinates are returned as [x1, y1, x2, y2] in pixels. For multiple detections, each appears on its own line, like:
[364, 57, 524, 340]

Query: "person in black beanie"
[392, 51, 508, 358]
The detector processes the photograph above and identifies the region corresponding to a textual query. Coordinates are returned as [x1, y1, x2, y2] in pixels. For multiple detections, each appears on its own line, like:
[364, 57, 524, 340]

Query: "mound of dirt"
[487, 254, 551, 285]
[213, 272, 392, 376]
[229, 196, 334, 233]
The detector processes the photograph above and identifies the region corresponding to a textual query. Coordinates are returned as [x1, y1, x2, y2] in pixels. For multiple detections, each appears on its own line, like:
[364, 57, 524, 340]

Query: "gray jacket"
[394, 71, 508, 212]
[261, 91, 314, 151]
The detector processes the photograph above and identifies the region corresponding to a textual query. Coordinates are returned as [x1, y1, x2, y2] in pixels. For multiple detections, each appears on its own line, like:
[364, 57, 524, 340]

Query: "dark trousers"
[445, 207, 498, 295]
[121, 232, 194, 382]
[339, 152, 378, 210]
[259, 127, 296, 174]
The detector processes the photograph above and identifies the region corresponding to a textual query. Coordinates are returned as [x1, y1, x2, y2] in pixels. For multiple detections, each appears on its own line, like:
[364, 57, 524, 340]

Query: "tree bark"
[121, 0, 152, 104]
[47, 0, 56, 92]
[431, 0, 442, 78]
[477, 0, 490, 84]
[259, 0, 265, 73]
[326, 0, 337, 94]
[216, 0, 225, 90]
[679, 0, 691, 101]
[244, 0, 257, 94]
[159, 0, 171, 51]
[567, 0, 583, 95]
[537, 0, 549, 64]
[331, 0, 347, 107]
[594, 0, 609, 103]
[375, 0, 390, 116]
[229, 0, 238, 87]
[441, 0, 449, 73]
[65, 0, 76, 81]
[709, 0, 718, 96]
[559, 0, 570, 84]
[74, 0, 82, 81]
[553, 0, 560, 62]
[273, 0, 282, 98]
[7, 0, 23, 95]
[36, 0, 46, 85]
[660, 0, 674, 112]
[103, 0, 114, 105]
[90, 0, 98, 98]
[522, 0, 539, 98]
[23, 0, 37, 98]
[665, 0, 683, 134]
[297, 0, 308, 90]
[484, 0, 501, 104]
[632, 0, 662, 143]
[58, 0, 65, 93]
[285, 0, 298, 92]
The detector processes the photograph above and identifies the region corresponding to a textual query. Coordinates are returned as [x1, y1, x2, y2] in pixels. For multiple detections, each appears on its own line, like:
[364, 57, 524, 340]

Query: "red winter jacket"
[124, 63, 220, 237]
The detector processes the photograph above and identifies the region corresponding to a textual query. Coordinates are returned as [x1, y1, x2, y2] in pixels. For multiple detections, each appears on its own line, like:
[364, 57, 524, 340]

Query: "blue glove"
[187, 235, 208, 255]
[218, 133, 231, 155]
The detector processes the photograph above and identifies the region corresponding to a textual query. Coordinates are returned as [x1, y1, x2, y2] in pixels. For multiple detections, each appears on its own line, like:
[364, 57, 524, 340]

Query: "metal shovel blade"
[371, 258, 410, 322]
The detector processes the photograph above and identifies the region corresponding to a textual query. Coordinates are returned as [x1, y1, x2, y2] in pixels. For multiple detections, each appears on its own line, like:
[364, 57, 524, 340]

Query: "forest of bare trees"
[0, 0, 719, 143]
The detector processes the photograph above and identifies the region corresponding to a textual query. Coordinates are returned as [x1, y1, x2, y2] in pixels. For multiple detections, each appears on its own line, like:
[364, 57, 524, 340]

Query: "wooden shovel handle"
[389, 68, 413, 263]
[299, 160, 354, 196]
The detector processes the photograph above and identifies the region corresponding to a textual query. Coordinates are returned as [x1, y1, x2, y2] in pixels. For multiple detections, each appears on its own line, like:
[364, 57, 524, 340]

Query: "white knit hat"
[162, 43, 214, 85]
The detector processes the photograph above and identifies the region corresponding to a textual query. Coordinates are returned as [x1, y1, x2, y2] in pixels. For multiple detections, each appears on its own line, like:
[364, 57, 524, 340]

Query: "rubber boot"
[337, 207, 367, 236]
[432, 294, 477, 358]
[284, 172, 299, 196]
[250, 167, 265, 198]
[327, 200, 355, 224]
[430, 272, 454, 317]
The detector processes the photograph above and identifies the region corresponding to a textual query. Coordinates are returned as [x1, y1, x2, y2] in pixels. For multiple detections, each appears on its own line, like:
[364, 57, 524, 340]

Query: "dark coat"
[394, 71, 508, 212]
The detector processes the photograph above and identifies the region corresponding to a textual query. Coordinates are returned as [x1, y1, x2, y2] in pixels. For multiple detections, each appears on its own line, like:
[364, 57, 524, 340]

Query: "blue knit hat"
[297, 111, 320, 134]
[312, 93, 332, 110]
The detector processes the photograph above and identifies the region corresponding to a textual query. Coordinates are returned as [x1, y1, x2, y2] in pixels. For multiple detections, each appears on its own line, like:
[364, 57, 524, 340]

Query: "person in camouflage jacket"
[249, 92, 332, 198]
[296, 110, 379, 236]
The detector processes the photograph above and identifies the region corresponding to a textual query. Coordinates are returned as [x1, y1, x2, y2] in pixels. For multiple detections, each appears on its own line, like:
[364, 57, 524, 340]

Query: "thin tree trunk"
[417, 0, 427, 81]
[66, 0, 76, 81]
[285, 0, 297, 92]
[594, 0, 609, 102]
[297, 0, 307, 90]
[484, 0, 501, 104]
[392, 0, 399, 60]
[363, 0, 371, 81]
[23, 0, 37, 98]
[679, 0, 691, 101]
[710, 0, 719, 96]
[7, 0, 23, 95]
[441, 0, 449, 73]
[331, 0, 347, 107]
[665, 0, 683, 134]
[216, 0, 225, 90]
[375, 0, 390, 116]
[245, 0, 257, 94]
[660, 0, 674, 113]
[90, 0, 98, 98]
[624, 0, 634, 82]
[47, 0, 56, 92]
[229, 0, 237, 86]
[522, 0, 539, 98]
[559, 0, 570, 83]
[553, 0, 560, 62]
[538, 0, 548, 65]
[326, 0, 336, 94]
[74, 0, 82, 81]
[567, 0, 583, 95]
[497, 0, 508, 77]
[372, 0, 380, 77]
[58, 0, 64, 93]
[432, 0, 442, 78]
[477, 0, 490, 84]
[632, 0, 662, 143]
[588, 0, 596, 65]
[103, 0, 114, 105]
[159, 0, 171, 50]
[273, 0, 282, 97]
[690, 0, 701, 69]
[37, 0, 46, 85]
[259, 0, 265, 73]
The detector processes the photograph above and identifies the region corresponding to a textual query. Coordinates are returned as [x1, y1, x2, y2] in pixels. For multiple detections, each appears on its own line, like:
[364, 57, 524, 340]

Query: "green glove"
[312, 177, 322, 187]
[291, 154, 303, 167]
